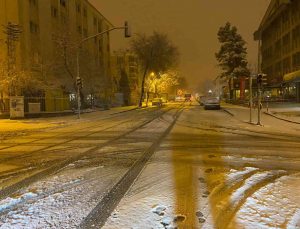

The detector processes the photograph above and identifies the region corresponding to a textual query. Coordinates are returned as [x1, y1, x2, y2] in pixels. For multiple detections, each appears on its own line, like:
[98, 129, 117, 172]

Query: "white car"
[175, 96, 185, 102]
[204, 97, 220, 110]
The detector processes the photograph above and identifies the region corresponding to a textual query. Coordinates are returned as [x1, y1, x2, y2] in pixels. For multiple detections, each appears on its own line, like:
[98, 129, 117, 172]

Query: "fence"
[0, 96, 72, 114]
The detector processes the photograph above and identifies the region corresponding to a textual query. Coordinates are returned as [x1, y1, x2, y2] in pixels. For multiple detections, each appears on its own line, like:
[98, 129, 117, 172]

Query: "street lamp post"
[249, 75, 253, 123]
[76, 22, 131, 119]
[257, 82, 262, 125]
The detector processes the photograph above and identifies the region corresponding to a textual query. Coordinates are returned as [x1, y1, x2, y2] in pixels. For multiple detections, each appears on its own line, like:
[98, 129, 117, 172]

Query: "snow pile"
[0, 163, 126, 229]
[0, 192, 37, 213]
[152, 205, 167, 216]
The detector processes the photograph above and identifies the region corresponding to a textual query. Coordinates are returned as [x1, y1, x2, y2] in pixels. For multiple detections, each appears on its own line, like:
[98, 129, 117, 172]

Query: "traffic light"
[76, 77, 82, 89]
[257, 73, 267, 87]
[257, 74, 263, 85]
[124, 21, 131, 38]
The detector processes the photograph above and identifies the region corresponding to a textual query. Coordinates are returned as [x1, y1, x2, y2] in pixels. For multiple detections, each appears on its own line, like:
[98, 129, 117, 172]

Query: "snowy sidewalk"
[0, 105, 139, 139]
[265, 105, 300, 124]
[222, 102, 300, 125]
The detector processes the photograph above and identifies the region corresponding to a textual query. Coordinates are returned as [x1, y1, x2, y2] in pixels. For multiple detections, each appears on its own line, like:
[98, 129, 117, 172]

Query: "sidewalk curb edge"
[263, 112, 300, 125]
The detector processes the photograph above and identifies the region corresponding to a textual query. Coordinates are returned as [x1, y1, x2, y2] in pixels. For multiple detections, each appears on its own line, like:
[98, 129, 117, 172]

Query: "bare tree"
[130, 32, 179, 107]
[51, 22, 109, 108]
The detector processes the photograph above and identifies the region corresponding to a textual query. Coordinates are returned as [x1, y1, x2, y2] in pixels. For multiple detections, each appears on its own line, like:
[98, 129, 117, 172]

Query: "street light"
[76, 21, 131, 119]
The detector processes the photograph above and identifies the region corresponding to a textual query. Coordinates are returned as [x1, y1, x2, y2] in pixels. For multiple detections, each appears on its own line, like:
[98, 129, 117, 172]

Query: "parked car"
[152, 98, 163, 106]
[175, 96, 185, 102]
[204, 97, 220, 110]
[160, 97, 168, 103]
[184, 93, 192, 102]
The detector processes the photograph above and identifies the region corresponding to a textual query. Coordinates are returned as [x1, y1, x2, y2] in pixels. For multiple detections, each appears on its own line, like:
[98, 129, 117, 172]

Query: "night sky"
[90, 0, 270, 91]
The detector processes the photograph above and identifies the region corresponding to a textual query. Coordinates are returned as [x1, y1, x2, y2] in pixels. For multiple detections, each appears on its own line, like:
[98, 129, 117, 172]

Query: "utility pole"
[75, 21, 131, 119]
[257, 75, 262, 125]
[249, 75, 253, 123]
[257, 38, 262, 126]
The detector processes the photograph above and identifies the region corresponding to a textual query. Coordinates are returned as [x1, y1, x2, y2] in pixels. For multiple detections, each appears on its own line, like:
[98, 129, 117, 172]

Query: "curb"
[109, 107, 138, 115]
[263, 111, 300, 125]
[109, 105, 152, 115]
[222, 108, 234, 116]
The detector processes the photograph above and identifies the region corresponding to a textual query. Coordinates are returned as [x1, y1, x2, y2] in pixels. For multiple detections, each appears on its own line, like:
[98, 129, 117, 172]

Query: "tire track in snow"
[213, 170, 288, 229]
[79, 105, 184, 229]
[287, 209, 300, 229]
[0, 106, 178, 202]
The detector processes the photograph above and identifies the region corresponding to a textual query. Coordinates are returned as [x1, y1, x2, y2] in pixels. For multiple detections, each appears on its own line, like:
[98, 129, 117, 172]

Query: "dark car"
[184, 93, 192, 102]
[204, 97, 220, 110]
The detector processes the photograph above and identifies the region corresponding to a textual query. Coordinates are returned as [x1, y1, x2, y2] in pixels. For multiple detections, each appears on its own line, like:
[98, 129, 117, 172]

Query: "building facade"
[111, 50, 140, 106]
[0, 0, 112, 112]
[255, 0, 300, 102]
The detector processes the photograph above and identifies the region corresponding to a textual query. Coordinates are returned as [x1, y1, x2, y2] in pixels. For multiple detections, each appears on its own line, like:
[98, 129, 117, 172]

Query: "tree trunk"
[138, 66, 148, 107]
[228, 78, 232, 101]
[146, 91, 149, 107]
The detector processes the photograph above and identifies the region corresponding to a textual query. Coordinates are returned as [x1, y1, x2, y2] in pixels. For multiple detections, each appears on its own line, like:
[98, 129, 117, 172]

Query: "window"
[60, 0, 66, 7]
[98, 21, 102, 32]
[83, 7, 87, 17]
[30, 21, 39, 33]
[33, 51, 39, 64]
[61, 13, 67, 24]
[83, 28, 87, 37]
[76, 3, 81, 13]
[29, 0, 37, 6]
[293, 52, 300, 69]
[51, 6, 58, 18]
[77, 25, 82, 34]
[93, 17, 97, 26]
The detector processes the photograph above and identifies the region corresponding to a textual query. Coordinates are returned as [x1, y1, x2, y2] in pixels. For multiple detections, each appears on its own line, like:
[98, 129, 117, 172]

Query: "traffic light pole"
[76, 51, 81, 119]
[256, 73, 266, 126]
[249, 75, 253, 123]
[257, 84, 262, 125]
[75, 22, 131, 119]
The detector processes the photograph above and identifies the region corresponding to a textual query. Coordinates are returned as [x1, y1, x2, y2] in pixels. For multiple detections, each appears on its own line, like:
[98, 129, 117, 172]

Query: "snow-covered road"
[0, 103, 300, 228]
[103, 104, 300, 229]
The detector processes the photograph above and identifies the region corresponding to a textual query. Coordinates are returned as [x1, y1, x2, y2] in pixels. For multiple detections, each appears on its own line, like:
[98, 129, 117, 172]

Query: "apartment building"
[111, 50, 140, 106]
[0, 0, 113, 111]
[255, 0, 300, 101]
